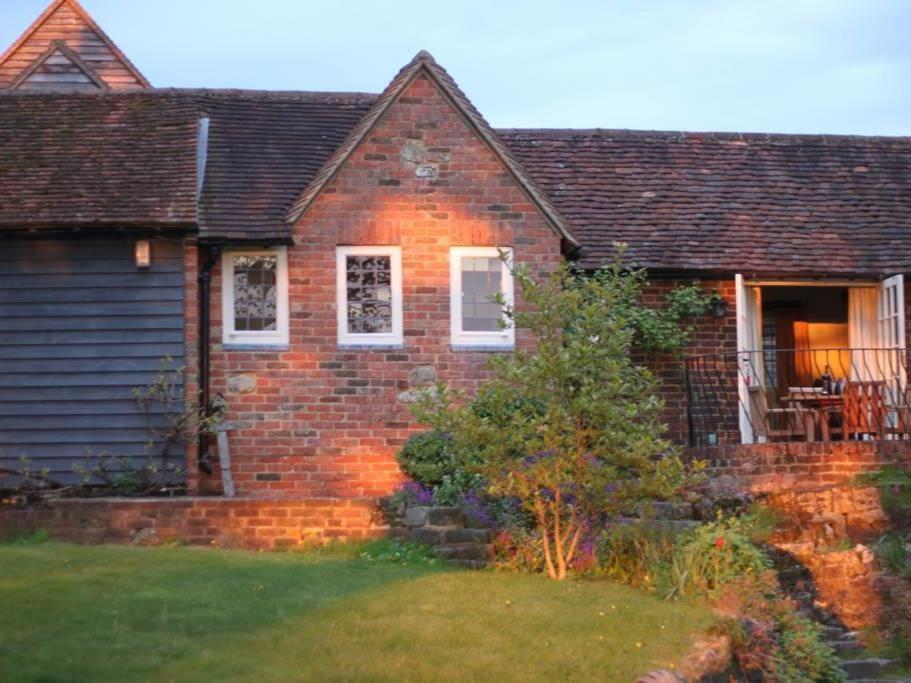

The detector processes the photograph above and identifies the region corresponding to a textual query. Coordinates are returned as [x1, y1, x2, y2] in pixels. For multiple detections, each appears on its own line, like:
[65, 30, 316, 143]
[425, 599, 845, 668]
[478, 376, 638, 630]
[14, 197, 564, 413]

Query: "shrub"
[666, 514, 770, 599]
[712, 574, 845, 682]
[395, 430, 483, 506]
[414, 254, 705, 579]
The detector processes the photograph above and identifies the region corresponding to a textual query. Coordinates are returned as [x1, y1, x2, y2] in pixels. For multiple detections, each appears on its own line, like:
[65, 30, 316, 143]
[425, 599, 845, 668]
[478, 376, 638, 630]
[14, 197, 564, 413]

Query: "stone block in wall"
[443, 527, 490, 544]
[411, 526, 446, 546]
[427, 507, 464, 526]
[403, 506, 430, 527]
[226, 373, 256, 394]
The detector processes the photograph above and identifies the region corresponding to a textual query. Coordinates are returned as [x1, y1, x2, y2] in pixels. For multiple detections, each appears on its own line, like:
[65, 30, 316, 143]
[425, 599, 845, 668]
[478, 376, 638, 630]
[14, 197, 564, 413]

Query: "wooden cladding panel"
[0, 2, 145, 90]
[0, 237, 186, 484]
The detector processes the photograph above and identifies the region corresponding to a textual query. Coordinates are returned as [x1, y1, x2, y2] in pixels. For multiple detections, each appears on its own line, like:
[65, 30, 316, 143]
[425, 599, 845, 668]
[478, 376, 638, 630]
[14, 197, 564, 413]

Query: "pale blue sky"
[2, 0, 908, 135]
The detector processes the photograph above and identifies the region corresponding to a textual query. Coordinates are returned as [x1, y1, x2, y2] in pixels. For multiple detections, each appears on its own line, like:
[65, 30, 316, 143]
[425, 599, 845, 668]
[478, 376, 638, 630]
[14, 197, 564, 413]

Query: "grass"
[0, 540, 712, 682]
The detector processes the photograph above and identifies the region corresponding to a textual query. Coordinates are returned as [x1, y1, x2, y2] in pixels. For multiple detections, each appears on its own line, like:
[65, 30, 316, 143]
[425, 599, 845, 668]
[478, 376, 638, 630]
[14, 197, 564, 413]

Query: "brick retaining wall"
[0, 497, 386, 550]
[690, 440, 911, 493]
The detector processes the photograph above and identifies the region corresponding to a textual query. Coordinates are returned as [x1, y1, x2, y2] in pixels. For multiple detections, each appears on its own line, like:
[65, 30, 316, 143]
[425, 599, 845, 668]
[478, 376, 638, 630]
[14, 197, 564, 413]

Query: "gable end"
[0, 0, 150, 90]
[285, 51, 578, 247]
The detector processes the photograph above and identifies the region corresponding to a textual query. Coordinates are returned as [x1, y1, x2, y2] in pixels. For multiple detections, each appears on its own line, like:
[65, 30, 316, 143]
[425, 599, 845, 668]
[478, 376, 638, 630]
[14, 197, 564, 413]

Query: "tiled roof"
[0, 91, 199, 228]
[286, 51, 578, 247]
[2, 87, 910, 276]
[499, 128, 911, 276]
[0, 89, 376, 235]
[197, 90, 376, 242]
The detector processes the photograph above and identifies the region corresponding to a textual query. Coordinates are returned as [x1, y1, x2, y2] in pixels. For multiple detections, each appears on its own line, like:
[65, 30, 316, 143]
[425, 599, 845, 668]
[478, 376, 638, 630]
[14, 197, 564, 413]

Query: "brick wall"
[639, 278, 737, 445]
[0, 497, 384, 550]
[691, 440, 911, 493]
[203, 73, 562, 498]
[183, 238, 200, 492]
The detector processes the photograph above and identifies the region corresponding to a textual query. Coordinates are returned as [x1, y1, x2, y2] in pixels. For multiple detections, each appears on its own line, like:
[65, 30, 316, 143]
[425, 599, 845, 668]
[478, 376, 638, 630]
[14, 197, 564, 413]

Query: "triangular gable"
[0, 0, 149, 90]
[284, 50, 578, 247]
[10, 40, 107, 91]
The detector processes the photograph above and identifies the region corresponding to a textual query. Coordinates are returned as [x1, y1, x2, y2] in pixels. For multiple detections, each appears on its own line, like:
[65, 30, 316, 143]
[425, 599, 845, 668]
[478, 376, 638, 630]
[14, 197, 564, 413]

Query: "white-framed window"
[336, 246, 403, 347]
[221, 248, 289, 347]
[450, 246, 514, 349]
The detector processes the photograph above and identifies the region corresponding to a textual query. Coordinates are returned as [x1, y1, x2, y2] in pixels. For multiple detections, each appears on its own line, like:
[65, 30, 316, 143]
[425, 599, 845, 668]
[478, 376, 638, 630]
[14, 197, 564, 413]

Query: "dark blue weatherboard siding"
[0, 237, 186, 485]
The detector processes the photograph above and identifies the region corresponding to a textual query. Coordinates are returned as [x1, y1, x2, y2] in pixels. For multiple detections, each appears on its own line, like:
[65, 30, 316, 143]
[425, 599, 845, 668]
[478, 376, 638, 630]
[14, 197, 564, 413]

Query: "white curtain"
[849, 287, 878, 381]
[743, 286, 764, 383]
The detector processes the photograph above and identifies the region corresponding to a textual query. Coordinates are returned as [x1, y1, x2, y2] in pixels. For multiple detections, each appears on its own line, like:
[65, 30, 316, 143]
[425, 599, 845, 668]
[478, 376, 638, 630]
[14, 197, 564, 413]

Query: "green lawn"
[0, 541, 712, 682]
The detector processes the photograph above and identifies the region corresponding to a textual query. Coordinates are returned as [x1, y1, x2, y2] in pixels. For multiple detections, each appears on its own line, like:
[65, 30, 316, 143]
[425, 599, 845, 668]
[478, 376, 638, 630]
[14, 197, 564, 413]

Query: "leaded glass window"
[336, 247, 403, 346]
[345, 255, 393, 333]
[222, 248, 288, 347]
[233, 255, 278, 331]
[461, 256, 503, 331]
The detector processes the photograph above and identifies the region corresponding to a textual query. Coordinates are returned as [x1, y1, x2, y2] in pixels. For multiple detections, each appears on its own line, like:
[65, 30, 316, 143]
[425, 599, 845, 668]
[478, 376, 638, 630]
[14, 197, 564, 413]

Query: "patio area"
[685, 347, 911, 447]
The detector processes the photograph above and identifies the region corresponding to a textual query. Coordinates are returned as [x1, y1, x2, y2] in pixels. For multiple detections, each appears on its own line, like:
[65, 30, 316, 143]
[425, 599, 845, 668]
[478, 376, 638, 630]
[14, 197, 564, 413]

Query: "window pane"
[233, 255, 278, 332]
[461, 256, 502, 332]
[346, 255, 393, 334]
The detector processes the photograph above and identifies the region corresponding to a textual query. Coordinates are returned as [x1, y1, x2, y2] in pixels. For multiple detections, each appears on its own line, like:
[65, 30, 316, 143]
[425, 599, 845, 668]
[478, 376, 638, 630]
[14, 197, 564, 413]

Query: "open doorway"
[734, 276, 907, 444]
[761, 286, 850, 389]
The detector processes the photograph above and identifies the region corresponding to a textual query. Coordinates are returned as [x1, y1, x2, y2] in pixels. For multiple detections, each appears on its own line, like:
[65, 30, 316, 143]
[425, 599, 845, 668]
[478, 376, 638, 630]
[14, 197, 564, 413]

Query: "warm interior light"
[135, 239, 151, 268]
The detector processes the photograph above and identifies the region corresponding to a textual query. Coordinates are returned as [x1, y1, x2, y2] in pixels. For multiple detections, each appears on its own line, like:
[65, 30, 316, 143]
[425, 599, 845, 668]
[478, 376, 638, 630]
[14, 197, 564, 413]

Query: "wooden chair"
[843, 381, 886, 440]
[751, 387, 806, 442]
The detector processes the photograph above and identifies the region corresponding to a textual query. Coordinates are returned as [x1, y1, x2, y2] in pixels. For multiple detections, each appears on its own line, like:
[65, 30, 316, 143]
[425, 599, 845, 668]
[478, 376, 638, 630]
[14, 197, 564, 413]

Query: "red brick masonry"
[0, 497, 386, 550]
[690, 440, 911, 493]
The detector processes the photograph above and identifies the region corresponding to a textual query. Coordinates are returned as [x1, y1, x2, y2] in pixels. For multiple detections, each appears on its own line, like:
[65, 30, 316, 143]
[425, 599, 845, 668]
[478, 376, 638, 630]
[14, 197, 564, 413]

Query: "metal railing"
[684, 347, 911, 447]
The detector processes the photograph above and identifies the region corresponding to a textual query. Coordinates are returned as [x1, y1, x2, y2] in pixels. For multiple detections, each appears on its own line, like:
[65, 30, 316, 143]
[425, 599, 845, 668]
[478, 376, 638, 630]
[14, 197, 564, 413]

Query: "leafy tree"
[414, 253, 705, 579]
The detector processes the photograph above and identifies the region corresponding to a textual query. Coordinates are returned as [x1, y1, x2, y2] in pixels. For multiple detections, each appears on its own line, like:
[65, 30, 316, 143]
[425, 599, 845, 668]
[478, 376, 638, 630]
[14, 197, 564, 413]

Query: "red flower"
[715, 537, 725, 550]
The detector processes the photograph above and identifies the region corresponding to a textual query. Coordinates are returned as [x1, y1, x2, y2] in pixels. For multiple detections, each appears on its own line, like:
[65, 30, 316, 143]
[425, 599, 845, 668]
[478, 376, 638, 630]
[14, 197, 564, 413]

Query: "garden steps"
[385, 504, 494, 568]
[770, 548, 901, 681]
[840, 658, 900, 679]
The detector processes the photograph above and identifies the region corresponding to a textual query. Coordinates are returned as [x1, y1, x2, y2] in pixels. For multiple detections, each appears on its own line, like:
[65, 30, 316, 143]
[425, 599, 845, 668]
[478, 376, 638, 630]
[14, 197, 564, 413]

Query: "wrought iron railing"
[684, 347, 911, 447]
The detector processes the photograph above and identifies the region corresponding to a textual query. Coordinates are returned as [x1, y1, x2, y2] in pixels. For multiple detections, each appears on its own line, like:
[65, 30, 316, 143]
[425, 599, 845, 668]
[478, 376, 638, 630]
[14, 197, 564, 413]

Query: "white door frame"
[735, 274, 755, 443]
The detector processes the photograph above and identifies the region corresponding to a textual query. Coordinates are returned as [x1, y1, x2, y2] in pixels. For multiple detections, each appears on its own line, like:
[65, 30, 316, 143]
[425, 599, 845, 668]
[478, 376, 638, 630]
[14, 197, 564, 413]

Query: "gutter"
[195, 115, 216, 472]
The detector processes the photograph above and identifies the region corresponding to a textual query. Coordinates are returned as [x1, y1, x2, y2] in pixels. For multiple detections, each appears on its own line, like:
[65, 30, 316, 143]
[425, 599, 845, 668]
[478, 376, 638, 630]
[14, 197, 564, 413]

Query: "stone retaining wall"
[0, 497, 386, 550]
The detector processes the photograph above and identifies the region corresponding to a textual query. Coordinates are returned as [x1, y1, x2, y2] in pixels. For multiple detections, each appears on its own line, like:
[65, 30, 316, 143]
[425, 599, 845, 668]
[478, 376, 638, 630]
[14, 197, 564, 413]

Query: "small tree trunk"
[534, 498, 558, 579]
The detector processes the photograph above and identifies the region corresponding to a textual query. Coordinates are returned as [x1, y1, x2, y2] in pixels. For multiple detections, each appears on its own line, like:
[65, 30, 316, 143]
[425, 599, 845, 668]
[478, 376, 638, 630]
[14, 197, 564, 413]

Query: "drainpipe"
[197, 246, 220, 472]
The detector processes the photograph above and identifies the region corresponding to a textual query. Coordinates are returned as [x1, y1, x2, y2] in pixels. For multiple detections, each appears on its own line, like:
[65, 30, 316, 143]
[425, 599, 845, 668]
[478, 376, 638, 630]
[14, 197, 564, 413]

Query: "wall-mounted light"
[709, 292, 728, 319]
[135, 239, 151, 269]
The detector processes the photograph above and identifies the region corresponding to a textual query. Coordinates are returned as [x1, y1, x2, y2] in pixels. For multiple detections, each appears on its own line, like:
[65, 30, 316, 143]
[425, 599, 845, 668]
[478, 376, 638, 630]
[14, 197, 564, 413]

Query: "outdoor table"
[781, 391, 843, 442]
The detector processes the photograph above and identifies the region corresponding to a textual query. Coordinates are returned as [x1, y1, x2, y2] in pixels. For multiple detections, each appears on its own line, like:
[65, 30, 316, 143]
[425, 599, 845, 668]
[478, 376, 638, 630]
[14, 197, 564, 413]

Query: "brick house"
[2, 0, 911, 544]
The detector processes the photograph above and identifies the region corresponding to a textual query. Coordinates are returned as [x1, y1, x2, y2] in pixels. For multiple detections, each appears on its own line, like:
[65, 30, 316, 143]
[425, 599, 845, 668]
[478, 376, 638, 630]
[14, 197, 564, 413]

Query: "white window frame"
[450, 246, 515, 349]
[221, 247, 289, 347]
[336, 246, 403, 347]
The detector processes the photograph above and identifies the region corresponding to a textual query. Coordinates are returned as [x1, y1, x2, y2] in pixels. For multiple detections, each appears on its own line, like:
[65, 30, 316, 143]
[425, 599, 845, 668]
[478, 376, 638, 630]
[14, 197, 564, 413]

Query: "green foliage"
[874, 532, 911, 576]
[857, 465, 911, 523]
[712, 573, 845, 682]
[597, 525, 676, 589]
[0, 529, 50, 545]
[586, 251, 712, 353]
[414, 253, 704, 578]
[666, 514, 771, 598]
[774, 611, 846, 683]
[395, 430, 483, 505]
[356, 540, 439, 565]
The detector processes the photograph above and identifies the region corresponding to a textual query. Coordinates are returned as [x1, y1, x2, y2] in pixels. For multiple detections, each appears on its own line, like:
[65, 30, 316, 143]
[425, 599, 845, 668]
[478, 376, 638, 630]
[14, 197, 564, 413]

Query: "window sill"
[222, 343, 290, 352]
[337, 343, 405, 351]
[450, 344, 515, 353]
